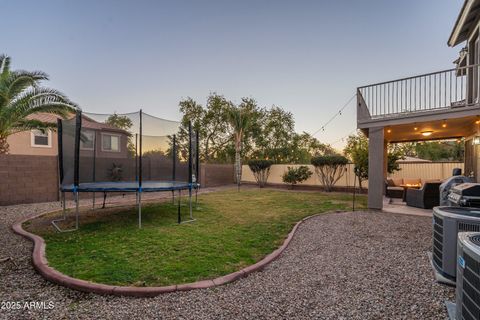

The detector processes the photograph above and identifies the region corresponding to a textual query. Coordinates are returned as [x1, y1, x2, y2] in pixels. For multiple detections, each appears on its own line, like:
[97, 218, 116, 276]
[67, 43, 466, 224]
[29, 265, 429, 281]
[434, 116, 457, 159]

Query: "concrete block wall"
[0, 155, 59, 206]
[0, 155, 234, 206]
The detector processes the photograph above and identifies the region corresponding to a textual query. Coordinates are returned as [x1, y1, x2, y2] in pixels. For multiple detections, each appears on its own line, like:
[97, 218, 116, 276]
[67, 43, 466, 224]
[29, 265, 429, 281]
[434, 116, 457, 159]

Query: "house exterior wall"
[7, 131, 58, 156]
[7, 129, 129, 157]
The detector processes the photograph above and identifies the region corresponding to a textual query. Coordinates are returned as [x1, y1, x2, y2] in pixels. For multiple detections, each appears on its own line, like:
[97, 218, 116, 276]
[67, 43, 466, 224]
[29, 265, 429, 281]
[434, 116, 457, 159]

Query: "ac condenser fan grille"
[433, 214, 444, 269]
[470, 235, 480, 246]
[462, 252, 480, 320]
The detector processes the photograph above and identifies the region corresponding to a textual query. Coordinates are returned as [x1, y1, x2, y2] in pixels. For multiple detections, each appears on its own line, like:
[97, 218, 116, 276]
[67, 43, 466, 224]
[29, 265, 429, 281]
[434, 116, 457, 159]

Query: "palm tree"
[0, 54, 77, 153]
[228, 106, 249, 189]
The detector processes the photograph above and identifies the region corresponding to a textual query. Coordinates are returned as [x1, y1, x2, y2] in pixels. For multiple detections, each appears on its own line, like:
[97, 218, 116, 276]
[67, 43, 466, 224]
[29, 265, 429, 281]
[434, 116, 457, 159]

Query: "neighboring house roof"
[397, 156, 432, 163]
[448, 0, 480, 47]
[27, 113, 129, 134]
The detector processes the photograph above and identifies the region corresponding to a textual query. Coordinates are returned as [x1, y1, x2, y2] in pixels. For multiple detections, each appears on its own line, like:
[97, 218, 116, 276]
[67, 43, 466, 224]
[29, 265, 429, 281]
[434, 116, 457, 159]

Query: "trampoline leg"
[180, 188, 195, 224]
[189, 188, 193, 220]
[172, 190, 175, 205]
[138, 192, 142, 229]
[93, 192, 95, 210]
[75, 191, 79, 230]
[195, 186, 198, 208]
[177, 190, 181, 224]
[51, 191, 79, 232]
[102, 192, 107, 209]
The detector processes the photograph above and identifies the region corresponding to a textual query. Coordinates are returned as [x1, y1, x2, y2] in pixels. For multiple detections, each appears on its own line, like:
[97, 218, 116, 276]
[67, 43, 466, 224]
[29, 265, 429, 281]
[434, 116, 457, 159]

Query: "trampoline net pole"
[92, 132, 97, 209]
[138, 109, 143, 228]
[57, 118, 64, 196]
[195, 129, 199, 207]
[172, 134, 176, 204]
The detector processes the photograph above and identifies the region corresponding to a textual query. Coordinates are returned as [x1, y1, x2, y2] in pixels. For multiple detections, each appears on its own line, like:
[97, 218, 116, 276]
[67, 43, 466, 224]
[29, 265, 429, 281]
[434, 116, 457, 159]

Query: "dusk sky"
[2, 0, 464, 149]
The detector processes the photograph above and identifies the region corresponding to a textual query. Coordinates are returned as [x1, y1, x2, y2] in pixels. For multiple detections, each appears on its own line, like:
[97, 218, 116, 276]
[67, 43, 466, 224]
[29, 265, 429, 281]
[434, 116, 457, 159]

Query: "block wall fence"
[0, 155, 234, 206]
[241, 162, 465, 189]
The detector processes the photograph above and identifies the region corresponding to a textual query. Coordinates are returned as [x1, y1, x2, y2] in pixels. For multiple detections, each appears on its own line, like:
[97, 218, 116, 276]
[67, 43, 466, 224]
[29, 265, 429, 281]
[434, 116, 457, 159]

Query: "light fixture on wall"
[421, 131, 433, 137]
[387, 129, 391, 133]
[473, 136, 480, 145]
[442, 120, 447, 128]
[414, 127, 418, 131]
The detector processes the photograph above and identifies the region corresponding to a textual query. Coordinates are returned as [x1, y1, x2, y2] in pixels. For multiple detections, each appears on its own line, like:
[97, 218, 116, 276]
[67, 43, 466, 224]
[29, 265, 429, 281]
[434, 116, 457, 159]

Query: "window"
[80, 130, 95, 150]
[102, 133, 120, 152]
[31, 130, 51, 148]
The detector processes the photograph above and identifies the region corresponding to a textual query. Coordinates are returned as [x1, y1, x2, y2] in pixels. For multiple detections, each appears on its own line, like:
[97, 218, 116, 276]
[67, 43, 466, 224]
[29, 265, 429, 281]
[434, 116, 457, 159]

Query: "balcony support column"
[368, 127, 386, 210]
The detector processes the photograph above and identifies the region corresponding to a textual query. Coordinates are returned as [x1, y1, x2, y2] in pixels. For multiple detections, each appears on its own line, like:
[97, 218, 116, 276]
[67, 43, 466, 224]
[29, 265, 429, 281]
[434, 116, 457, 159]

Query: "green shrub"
[282, 166, 312, 189]
[311, 155, 348, 192]
[248, 159, 273, 187]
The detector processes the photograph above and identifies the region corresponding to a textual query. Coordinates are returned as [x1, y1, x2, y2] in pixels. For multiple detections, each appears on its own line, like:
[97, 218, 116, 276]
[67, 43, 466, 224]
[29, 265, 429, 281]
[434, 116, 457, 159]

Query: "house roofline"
[448, 0, 479, 47]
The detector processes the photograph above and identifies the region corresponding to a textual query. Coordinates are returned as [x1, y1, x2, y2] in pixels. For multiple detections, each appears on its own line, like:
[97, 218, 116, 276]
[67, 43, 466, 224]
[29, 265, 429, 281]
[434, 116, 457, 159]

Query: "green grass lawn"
[27, 188, 366, 287]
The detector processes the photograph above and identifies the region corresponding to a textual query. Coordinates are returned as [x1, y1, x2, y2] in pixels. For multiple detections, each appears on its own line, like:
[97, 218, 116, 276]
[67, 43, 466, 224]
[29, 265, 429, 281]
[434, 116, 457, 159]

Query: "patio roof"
[383, 115, 478, 143]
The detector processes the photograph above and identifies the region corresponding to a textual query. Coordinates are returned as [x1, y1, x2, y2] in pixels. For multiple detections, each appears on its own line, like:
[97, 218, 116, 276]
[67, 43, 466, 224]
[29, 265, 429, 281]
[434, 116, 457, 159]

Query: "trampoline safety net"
[58, 110, 199, 192]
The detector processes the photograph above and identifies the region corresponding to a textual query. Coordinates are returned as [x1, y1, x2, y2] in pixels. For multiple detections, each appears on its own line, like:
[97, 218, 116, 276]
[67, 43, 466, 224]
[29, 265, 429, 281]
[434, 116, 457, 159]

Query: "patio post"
[368, 126, 386, 210]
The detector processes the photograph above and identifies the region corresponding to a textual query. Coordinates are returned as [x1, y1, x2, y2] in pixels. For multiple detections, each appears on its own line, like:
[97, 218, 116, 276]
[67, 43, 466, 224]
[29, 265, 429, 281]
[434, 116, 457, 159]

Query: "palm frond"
[0, 54, 10, 78]
[11, 119, 57, 134]
[2, 71, 49, 100]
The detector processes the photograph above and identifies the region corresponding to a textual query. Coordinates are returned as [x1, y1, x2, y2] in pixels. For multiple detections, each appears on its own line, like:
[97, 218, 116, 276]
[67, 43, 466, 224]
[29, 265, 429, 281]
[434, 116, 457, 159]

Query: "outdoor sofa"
[385, 178, 423, 199]
[405, 181, 442, 209]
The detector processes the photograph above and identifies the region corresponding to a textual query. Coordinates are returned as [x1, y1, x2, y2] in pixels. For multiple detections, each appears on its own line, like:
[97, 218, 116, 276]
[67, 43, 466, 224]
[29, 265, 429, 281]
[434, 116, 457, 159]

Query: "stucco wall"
[7, 131, 58, 156]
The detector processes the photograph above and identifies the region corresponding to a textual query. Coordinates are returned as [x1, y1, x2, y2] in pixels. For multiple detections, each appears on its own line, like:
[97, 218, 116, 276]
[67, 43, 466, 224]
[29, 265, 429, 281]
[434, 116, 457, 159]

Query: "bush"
[282, 166, 312, 189]
[248, 159, 273, 188]
[311, 155, 348, 192]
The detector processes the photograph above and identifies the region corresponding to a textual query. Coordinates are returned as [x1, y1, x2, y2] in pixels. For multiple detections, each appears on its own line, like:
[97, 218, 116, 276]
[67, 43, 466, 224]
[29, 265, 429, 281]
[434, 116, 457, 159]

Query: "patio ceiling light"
[421, 131, 433, 137]
[474, 136, 480, 145]
[442, 120, 447, 128]
[387, 129, 391, 133]
[476, 120, 480, 124]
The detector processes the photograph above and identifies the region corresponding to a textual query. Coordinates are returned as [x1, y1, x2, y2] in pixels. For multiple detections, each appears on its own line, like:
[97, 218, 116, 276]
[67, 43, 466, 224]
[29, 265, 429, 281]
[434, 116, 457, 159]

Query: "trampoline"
[53, 109, 200, 232]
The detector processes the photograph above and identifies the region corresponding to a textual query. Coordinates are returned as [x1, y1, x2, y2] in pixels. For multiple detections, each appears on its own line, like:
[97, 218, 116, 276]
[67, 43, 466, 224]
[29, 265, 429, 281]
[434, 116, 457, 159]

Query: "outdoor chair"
[385, 178, 404, 199]
[405, 181, 441, 209]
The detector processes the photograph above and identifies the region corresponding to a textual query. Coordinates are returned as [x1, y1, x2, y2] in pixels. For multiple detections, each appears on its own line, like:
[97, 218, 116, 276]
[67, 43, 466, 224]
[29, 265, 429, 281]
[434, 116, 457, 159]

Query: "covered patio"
[360, 113, 479, 210]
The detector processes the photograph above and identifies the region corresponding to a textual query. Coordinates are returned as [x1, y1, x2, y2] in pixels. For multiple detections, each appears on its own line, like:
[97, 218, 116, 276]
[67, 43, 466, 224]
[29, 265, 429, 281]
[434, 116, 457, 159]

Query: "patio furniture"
[385, 178, 422, 199]
[405, 181, 442, 209]
[385, 178, 404, 198]
[400, 183, 421, 202]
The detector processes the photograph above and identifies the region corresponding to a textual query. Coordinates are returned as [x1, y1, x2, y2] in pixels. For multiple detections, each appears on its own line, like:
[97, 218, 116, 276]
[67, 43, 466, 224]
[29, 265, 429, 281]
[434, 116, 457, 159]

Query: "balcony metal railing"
[357, 64, 480, 119]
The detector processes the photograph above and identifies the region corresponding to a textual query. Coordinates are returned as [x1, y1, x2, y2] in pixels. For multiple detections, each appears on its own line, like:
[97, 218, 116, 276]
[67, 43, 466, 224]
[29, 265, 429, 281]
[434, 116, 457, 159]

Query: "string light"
[311, 94, 356, 137]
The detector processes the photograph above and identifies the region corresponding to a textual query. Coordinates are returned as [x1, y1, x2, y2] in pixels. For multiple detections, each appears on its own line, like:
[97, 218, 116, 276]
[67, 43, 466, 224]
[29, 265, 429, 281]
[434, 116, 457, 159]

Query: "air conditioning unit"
[455, 232, 480, 320]
[432, 207, 480, 284]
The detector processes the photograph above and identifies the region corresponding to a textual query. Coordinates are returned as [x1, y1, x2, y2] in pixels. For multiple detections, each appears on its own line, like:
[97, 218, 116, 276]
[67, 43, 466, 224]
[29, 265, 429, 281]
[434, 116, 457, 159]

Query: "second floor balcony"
[357, 64, 480, 127]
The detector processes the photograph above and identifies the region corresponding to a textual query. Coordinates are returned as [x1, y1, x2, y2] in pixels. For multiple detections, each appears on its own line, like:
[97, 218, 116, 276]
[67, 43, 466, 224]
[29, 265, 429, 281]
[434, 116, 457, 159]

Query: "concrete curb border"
[12, 209, 326, 297]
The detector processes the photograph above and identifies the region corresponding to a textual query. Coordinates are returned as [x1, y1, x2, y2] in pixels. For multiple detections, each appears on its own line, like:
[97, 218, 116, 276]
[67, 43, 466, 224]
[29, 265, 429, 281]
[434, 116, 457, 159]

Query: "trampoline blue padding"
[61, 181, 193, 192]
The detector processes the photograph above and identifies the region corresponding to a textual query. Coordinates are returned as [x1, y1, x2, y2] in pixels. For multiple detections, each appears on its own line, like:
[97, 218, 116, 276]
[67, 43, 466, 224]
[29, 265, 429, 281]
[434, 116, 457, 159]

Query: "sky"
[2, 0, 465, 149]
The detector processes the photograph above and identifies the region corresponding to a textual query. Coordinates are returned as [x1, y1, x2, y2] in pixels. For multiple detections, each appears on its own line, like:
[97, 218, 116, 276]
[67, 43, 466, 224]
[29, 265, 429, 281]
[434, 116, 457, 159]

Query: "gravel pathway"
[0, 198, 454, 319]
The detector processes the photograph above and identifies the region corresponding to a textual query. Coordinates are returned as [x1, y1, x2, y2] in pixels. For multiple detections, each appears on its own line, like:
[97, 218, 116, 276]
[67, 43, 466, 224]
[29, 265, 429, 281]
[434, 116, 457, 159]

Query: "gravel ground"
[0, 195, 454, 319]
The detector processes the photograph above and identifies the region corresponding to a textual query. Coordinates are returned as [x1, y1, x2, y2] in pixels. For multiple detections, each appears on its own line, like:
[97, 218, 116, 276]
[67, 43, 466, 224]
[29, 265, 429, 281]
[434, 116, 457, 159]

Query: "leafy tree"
[177, 94, 232, 162]
[228, 105, 250, 187]
[248, 159, 273, 188]
[253, 106, 295, 163]
[287, 132, 335, 164]
[105, 113, 135, 156]
[311, 155, 348, 192]
[282, 166, 312, 189]
[0, 54, 77, 153]
[343, 132, 402, 190]
[414, 140, 464, 161]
